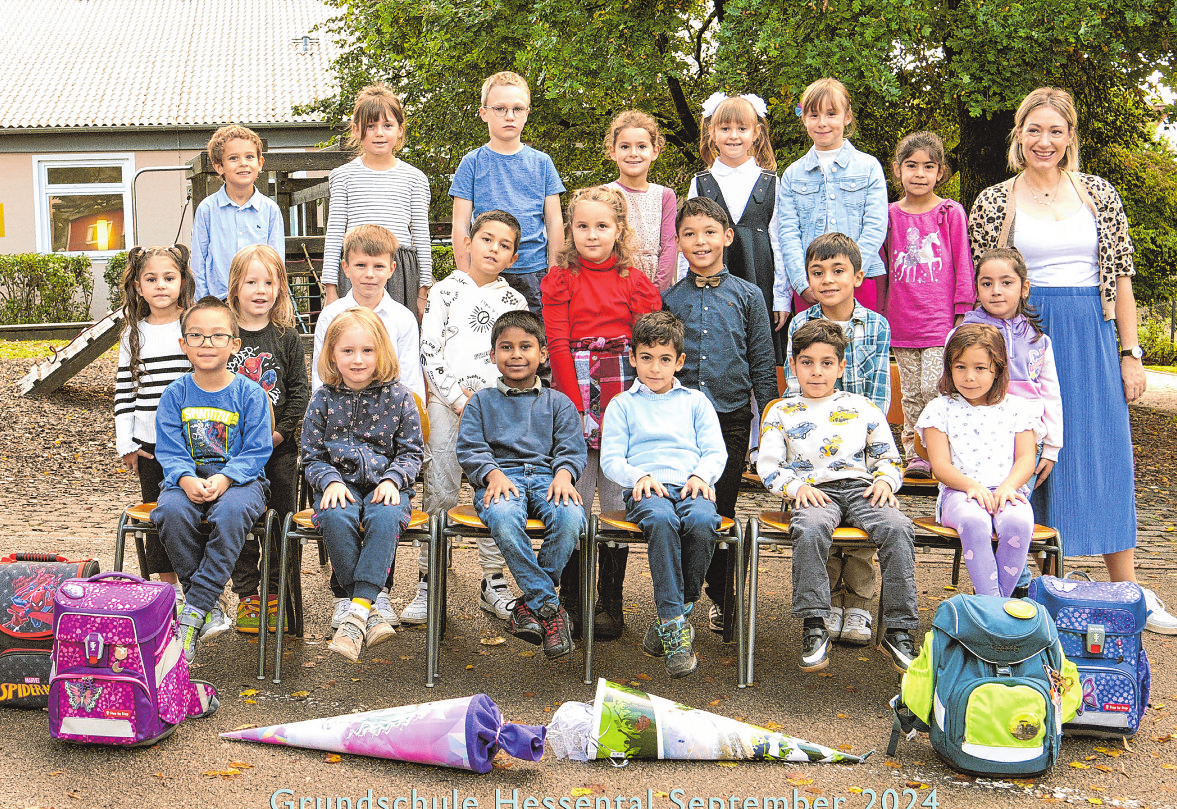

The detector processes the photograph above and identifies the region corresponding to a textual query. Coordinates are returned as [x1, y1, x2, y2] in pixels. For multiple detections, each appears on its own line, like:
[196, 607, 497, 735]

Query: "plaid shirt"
[784, 302, 891, 412]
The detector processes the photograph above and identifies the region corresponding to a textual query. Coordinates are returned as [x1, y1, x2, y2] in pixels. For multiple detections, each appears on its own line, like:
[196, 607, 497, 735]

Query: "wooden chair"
[887, 363, 939, 495]
[113, 503, 278, 681]
[265, 393, 442, 685]
[912, 516, 1065, 586]
[584, 510, 747, 687]
[437, 505, 587, 683]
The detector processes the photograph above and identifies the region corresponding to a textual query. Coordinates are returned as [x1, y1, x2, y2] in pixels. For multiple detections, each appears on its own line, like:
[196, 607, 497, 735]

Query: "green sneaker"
[177, 606, 205, 663]
[658, 617, 697, 679]
[236, 595, 261, 634]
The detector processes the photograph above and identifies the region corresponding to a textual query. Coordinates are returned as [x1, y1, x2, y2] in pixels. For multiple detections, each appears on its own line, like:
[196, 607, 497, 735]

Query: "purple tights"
[940, 488, 1034, 597]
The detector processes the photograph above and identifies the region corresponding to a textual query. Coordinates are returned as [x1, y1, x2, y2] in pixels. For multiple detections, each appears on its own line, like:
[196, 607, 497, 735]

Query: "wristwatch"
[1120, 345, 1143, 360]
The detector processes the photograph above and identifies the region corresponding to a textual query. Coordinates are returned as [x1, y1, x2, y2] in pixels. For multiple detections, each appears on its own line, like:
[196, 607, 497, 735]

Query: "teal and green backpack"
[888, 594, 1080, 778]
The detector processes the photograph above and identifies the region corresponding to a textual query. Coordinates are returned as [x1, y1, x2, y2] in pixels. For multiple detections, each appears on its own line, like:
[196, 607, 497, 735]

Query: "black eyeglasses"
[183, 332, 234, 347]
[483, 105, 530, 118]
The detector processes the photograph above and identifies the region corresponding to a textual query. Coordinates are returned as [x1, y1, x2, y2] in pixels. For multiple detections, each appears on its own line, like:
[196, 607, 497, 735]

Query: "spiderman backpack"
[49, 572, 218, 746]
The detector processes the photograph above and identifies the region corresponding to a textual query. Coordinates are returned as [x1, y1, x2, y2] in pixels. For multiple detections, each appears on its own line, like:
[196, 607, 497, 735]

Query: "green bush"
[104, 251, 129, 311]
[0, 253, 93, 325]
[1140, 314, 1177, 366]
[431, 245, 456, 283]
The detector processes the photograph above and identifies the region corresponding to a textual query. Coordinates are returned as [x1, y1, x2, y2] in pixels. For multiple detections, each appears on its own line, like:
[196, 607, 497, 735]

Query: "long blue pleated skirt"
[1029, 286, 1136, 556]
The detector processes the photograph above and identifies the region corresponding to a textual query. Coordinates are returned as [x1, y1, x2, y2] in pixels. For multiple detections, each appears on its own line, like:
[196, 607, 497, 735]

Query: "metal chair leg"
[257, 512, 273, 681]
[426, 514, 443, 687]
[582, 515, 599, 685]
[272, 512, 294, 684]
[732, 520, 747, 688]
[746, 518, 761, 685]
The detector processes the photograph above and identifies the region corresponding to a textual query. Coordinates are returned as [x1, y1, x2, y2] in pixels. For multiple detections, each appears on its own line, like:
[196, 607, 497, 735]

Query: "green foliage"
[431, 245, 455, 283]
[1140, 313, 1177, 366]
[0, 254, 93, 325]
[103, 251, 129, 312]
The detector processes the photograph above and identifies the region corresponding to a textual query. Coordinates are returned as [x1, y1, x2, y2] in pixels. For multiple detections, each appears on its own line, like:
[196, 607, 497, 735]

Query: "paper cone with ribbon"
[220, 694, 544, 773]
[550, 678, 869, 763]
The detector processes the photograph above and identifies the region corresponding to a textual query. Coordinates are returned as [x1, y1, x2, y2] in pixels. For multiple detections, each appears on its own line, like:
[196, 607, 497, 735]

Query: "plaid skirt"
[571, 337, 633, 449]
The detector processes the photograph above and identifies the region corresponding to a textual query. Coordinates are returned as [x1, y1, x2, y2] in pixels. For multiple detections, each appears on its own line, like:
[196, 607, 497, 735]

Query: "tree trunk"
[957, 102, 1016, 211]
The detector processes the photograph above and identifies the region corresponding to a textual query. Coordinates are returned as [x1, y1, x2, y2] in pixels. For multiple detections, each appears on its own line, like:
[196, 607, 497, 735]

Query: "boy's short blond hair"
[207, 124, 264, 166]
[480, 71, 530, 106]
[342, 224, 399, 263]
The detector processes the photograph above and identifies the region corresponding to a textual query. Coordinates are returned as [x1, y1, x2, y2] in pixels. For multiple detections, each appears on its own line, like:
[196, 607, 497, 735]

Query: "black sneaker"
[658, 617, 697, 678]
[538, 604, 574, 660]
[642, 621, 666, 657]
[508, 601, 543, 645]
[882, 630, 918, 673]
[799, 625, 830, 672]
[708, 604, 724, 634]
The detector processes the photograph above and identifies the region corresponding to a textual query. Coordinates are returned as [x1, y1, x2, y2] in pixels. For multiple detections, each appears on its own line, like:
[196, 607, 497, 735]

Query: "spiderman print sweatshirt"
[301, 379, 424, 494]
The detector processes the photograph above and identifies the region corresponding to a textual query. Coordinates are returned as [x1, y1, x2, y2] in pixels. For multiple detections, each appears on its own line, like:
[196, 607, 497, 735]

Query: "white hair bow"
[702, 92, 768, 119]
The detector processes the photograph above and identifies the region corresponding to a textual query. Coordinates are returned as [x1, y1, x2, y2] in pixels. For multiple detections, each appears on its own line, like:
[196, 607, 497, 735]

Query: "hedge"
[0, 253, 93, 325]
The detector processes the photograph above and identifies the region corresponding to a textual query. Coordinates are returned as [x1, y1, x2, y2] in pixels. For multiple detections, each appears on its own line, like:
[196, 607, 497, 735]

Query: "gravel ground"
[1, 356, 1175, 809]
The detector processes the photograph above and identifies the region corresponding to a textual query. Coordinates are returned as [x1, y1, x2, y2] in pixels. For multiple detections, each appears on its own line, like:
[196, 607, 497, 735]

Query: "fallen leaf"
[1094, 765, 1112, 773]
[709, 700, 722, 707]
[228, 761, 253, 769]
[817, 672, 835, 678]
[480, 636, 506, 646]
[1152, 734, 1172, 743]
[238, 689, 258, 697]
[1162, 764, 1177, 770]
[523, 692, 534, 698]
[943, 585, 957, 591]
[848, 787, 863, 794]
[302, 662, 316, 668]
[466, 665, 475, 670]
[805, 787, 822, 795]
[570, 788, 594, 798]
[786, 778, 813, 786]
[1085, 755, 1098, 761]
[1087, 800, 1103, 806]
[635, 673, 651, 681]
[884, 760, 901, 769]
[202, 769, 242, 778]
[324, 754, 341, 763]
[290, 691, 309, 698]
[762, 721, 783, 731]
[1069, 762, 1089, 769]
[905, 783, 930, 790]
[654, 793, 669, 799]
[519, 651, 536, 658]
[837, 744, 853, 751]
[243, 699, 257, 705]
[836, 713, 849, 719]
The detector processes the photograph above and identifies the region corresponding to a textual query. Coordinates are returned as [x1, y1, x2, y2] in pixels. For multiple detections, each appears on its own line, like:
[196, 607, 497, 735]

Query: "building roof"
[0, 0, 340, 130]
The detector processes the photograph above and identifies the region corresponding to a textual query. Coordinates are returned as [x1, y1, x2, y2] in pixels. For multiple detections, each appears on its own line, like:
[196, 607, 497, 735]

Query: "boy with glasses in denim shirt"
[449, 72, 565, 313]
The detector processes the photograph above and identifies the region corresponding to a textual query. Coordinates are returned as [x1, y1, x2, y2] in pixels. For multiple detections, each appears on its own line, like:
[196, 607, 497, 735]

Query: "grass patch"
[1146, 365, 1177, 375]
[0, 340, 67, 360]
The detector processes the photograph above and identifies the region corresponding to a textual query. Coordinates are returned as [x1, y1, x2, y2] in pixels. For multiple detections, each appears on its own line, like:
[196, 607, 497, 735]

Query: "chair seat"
[913, 515, 1058, 541]
[292, 508, 430, 531]
[901, 475, 939, 489]
[756, 511, 870, 540]
[124, 502, 157, 522]
[447, 504, 545, 531]
[597, 510, 735, 534]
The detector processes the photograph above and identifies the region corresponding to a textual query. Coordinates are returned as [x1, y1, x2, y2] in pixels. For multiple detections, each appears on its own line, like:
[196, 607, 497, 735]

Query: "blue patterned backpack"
[1029, 573, 1150, 737]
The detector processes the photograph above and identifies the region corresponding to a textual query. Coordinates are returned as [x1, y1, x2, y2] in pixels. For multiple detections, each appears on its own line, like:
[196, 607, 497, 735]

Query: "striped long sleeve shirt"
[114, 319, 190, 457]
[321, 157, 433, 287]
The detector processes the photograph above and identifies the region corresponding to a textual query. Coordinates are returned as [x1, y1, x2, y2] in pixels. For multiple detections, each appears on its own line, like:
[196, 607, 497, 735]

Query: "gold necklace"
[1025, 172, 1063, 207]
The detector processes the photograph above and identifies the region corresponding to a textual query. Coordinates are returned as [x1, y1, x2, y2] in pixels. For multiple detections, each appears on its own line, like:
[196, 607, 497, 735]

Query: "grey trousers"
[790, 478, 918, 631]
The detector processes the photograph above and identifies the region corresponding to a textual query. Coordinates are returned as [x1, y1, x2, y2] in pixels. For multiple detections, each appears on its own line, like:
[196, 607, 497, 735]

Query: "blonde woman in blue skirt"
[969, 86, 1175, 634]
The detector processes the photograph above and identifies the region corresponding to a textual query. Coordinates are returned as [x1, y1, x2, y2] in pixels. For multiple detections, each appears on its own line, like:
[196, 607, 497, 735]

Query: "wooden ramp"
[20, 310, 123, 396]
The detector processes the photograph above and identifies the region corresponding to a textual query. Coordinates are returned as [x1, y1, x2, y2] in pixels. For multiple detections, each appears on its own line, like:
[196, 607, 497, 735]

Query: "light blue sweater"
[600, 380, 727, 488]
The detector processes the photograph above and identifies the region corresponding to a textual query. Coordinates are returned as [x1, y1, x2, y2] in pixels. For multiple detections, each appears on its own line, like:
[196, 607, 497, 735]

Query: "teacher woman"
[968, 86, 1174, 633]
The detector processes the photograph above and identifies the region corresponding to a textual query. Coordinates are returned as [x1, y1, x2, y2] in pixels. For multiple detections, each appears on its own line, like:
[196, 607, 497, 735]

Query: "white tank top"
[1012, 206, 1099, 288]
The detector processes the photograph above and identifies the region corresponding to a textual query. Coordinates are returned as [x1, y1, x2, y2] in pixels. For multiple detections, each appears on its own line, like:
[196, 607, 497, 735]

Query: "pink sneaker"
[904, 458, 932, 479]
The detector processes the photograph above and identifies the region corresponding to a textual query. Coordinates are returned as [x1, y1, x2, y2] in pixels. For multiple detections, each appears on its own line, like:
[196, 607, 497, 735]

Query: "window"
[33, 154, 134, 254]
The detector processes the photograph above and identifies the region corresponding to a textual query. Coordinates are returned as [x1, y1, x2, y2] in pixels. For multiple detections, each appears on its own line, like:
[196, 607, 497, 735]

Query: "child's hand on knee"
[965, 484, 996, 514]
[633, 475, 669, 501]
[546, 469, 582, 506]
[321, 481, 355, 510]
[992, 483, 1025, 513]
[373, 480, 401, 505]
[205, 474, 231, 501]
[483, 470, 519, 506]
[682, 475, 715, 501]
[179, 475, 208, 504]
[794, 484, 831, 509]
[863, 479, 897, 508]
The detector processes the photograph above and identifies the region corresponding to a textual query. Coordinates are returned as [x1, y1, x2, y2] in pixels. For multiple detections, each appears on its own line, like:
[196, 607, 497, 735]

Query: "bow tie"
[693, 274, 723, 288]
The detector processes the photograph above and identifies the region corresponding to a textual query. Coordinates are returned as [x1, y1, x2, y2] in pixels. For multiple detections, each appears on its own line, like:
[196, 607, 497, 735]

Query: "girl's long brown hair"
[940, 323, 1009, 405]
[975, 247, 1045, 342]
[120, 245, 195, 392]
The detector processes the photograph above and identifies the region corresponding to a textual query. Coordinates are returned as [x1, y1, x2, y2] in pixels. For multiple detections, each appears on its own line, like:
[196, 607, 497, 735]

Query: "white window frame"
[32, 153, 135, 256]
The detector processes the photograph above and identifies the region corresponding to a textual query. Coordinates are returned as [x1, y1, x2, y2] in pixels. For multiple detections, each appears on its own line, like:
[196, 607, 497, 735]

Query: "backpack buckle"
[84, 632, 105, 666]
[1086, 624, 1106, 655]
[996, 665, 1012, 677]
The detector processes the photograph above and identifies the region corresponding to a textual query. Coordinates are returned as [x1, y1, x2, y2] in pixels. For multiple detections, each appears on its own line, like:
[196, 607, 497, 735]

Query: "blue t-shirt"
[448, 145, 565, 274]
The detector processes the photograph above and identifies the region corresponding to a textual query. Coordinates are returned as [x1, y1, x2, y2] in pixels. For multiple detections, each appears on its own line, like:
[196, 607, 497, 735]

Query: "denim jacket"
[301, 379, 424, 495]
[775, 140, 889, 307]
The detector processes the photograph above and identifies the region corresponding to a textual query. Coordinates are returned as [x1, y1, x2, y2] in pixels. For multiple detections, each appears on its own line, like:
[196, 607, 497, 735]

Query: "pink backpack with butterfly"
[49, 572, 218, 746]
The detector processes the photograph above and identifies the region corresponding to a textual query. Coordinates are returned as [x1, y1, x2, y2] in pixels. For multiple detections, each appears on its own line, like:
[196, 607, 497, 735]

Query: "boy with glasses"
[153, 296, 273, 662]
[448, 71, 565, 313]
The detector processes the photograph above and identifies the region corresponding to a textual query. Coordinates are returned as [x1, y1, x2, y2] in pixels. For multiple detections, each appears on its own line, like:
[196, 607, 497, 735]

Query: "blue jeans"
[315, 482, 411, 603]
[475, 466, 585, 611]
[502, 269, 548, 315]
[154, 478, 269, 613]
[624, 484, 719, 621]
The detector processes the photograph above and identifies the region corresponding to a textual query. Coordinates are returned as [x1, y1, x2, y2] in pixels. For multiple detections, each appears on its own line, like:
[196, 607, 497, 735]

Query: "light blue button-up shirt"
[191, 186, 285, 300]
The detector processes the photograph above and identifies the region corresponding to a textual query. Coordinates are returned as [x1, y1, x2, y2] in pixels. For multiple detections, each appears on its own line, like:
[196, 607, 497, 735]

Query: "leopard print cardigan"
[967, 171, 1134, 321]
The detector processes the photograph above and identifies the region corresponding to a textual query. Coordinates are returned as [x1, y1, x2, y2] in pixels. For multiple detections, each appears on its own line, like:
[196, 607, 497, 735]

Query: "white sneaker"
[401, 579, 429, 625]
[373, 590, 401, 627]
[1143, 588, 1177, 635]
[840, 607, 872, 646]
[479, 574, 515, 620]
[331, 597, 350, 630]
[825, 606, 844, 637]
[198, 606, 233, 641]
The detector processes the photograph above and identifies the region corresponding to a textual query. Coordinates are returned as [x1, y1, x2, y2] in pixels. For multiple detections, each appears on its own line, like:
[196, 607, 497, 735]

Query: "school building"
[0, 0, 340, 316]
